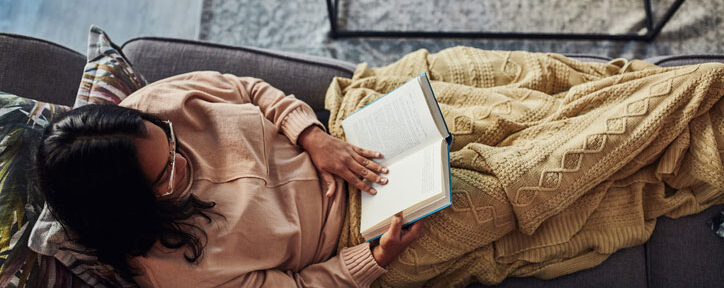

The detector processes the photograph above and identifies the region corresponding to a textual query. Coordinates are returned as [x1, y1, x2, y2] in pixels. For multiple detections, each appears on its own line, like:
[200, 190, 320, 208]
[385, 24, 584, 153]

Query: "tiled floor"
[0, 0, 203, 55]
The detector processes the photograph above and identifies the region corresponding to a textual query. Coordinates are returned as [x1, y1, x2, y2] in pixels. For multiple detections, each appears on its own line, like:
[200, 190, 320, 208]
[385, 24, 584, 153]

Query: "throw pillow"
[74, 25, 147, 108]
[0, 92, 70, 287]
[27, 25, 148, 288]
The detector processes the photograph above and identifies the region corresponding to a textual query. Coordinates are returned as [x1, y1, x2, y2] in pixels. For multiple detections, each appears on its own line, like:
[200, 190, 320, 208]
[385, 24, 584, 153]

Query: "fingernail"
[382, 168, 388, 173]
[380, 177, 388, 184]
[370, 188, 377, 195]
[377, 153, 382, 157]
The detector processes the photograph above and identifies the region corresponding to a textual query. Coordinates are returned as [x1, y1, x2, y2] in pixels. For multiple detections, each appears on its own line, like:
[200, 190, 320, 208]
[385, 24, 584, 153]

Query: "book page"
[342, 79, 442, 164]
[418, 76, 450, 140]
[360, 139, 443, 233]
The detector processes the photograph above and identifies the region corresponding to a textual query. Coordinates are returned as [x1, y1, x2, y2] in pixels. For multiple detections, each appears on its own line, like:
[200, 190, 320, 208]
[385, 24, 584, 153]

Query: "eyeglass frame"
[152, 120, 176, 197]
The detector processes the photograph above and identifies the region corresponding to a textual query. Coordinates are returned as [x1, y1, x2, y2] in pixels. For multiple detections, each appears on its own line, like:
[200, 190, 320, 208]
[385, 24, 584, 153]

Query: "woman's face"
[135, 120, 188, 197]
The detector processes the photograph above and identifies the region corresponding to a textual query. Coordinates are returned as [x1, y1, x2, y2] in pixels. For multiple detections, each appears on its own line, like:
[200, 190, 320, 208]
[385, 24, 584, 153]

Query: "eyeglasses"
[154, 120, 176, 197]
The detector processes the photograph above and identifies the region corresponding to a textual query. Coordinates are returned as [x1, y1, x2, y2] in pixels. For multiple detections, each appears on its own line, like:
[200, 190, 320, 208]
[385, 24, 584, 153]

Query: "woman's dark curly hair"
[36, 104, 218, 279]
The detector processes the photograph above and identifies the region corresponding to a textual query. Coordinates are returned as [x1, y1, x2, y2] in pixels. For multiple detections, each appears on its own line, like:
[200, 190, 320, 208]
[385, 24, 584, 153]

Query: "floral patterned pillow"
[0, 92, 70, 287]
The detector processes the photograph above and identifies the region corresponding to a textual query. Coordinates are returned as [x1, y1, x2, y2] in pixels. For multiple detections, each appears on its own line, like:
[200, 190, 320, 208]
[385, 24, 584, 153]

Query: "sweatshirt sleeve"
[243, 243, 386, 288]
[127, 71, 324, 146]
[223, 73, 326, 145]
[134, 243, 386, 288]
[229, 74, 324, 145]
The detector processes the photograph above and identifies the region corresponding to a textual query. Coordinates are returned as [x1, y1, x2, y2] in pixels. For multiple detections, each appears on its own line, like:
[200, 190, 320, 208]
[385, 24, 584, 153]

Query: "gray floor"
[0, 0, 203, 55]
[201, 0, 724, 67]
[1, 0, 722, 67]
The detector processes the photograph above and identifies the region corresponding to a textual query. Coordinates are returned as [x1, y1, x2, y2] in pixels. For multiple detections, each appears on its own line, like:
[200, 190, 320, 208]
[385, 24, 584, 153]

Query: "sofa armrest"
[121, 37, 356, 127]
[0, 33, 85, 106]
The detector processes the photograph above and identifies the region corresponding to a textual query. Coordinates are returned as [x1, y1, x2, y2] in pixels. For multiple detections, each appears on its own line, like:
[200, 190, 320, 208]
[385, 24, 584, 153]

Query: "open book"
[342, 73, 452, 241]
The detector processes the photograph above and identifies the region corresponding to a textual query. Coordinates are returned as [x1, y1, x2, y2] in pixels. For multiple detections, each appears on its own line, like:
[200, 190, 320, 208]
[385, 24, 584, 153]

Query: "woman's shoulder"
[120, 71, 230, 108]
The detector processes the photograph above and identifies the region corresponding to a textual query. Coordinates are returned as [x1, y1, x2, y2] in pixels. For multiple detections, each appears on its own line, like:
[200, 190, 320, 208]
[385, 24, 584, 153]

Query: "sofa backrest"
[121, 37, 356, 127]
[0, 33, 84, 106]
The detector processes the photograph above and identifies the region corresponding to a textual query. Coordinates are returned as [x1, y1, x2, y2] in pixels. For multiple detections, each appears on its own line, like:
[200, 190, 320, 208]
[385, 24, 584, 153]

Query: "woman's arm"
[133, 242, 386, 288]
[134, 214, 423, 288]
[226, 73, 324, 145]
[238, 243, 386, 287]
[130, 71, 323, 145]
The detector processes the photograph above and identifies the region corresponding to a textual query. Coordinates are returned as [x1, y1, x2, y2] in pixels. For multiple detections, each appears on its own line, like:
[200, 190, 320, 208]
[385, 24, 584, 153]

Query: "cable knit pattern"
[325, 47, 724, 287]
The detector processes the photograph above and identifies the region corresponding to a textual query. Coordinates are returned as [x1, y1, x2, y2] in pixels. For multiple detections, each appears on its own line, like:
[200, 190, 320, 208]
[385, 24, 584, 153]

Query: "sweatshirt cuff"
[340, 243, 387, 288]
[280, 105, 325, 146]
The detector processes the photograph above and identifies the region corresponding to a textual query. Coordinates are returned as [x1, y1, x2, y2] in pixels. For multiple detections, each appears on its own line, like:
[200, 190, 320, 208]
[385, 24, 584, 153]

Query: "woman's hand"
[371, 213, 424, 267]
[298, 125, 388, 198]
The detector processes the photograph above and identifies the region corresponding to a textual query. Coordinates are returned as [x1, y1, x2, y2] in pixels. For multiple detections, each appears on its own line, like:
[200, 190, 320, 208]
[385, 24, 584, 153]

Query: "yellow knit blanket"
[325, 47, 724, 287]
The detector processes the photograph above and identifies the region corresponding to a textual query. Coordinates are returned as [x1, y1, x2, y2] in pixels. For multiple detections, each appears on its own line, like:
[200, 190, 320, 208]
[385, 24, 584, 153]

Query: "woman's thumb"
[322, 171, 336, 198]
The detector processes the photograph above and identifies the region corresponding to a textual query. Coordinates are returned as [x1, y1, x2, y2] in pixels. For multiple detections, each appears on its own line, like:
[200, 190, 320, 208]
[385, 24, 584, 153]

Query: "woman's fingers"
[342, 170, 375, 194]
[352, 145, 384, 159]
[319, 143, 387, 195]
[401, 220, 424, 245]
[353, 154, 389, 175]
[320, 171, 336, 198]
[387, 213, 403, 241]
[350, 157, 388, 185]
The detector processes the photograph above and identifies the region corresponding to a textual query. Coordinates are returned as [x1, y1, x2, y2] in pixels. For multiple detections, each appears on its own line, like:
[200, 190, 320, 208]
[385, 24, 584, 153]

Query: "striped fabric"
[73, 25, 147, 108]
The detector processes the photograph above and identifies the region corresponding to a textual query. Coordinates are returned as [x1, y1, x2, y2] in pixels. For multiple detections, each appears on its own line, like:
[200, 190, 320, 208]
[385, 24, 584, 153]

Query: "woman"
[36, 71, 424, 287]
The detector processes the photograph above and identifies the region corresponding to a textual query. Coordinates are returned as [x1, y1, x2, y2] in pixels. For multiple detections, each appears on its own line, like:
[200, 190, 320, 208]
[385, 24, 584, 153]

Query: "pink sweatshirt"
[119, 71, 385, 287]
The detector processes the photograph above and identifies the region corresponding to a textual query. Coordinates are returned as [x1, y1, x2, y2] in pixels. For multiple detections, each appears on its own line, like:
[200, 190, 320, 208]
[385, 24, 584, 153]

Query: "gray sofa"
[1, 32, 722, 287]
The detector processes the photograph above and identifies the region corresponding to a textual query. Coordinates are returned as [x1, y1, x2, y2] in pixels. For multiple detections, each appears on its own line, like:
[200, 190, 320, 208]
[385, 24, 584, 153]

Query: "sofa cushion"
[644, 55, 724, 67]
[0, 33, 84, 107]
[121, 37, 356, 127]
[641, 51, 724, 286]
[647, 204, 724, 288]
[464, 246, 646, 288]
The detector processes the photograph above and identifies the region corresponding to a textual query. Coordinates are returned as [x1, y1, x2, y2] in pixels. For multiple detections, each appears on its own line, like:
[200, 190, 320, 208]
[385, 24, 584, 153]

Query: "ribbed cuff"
[340, 243, 387, 288]
[280, 105, 325, 146]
